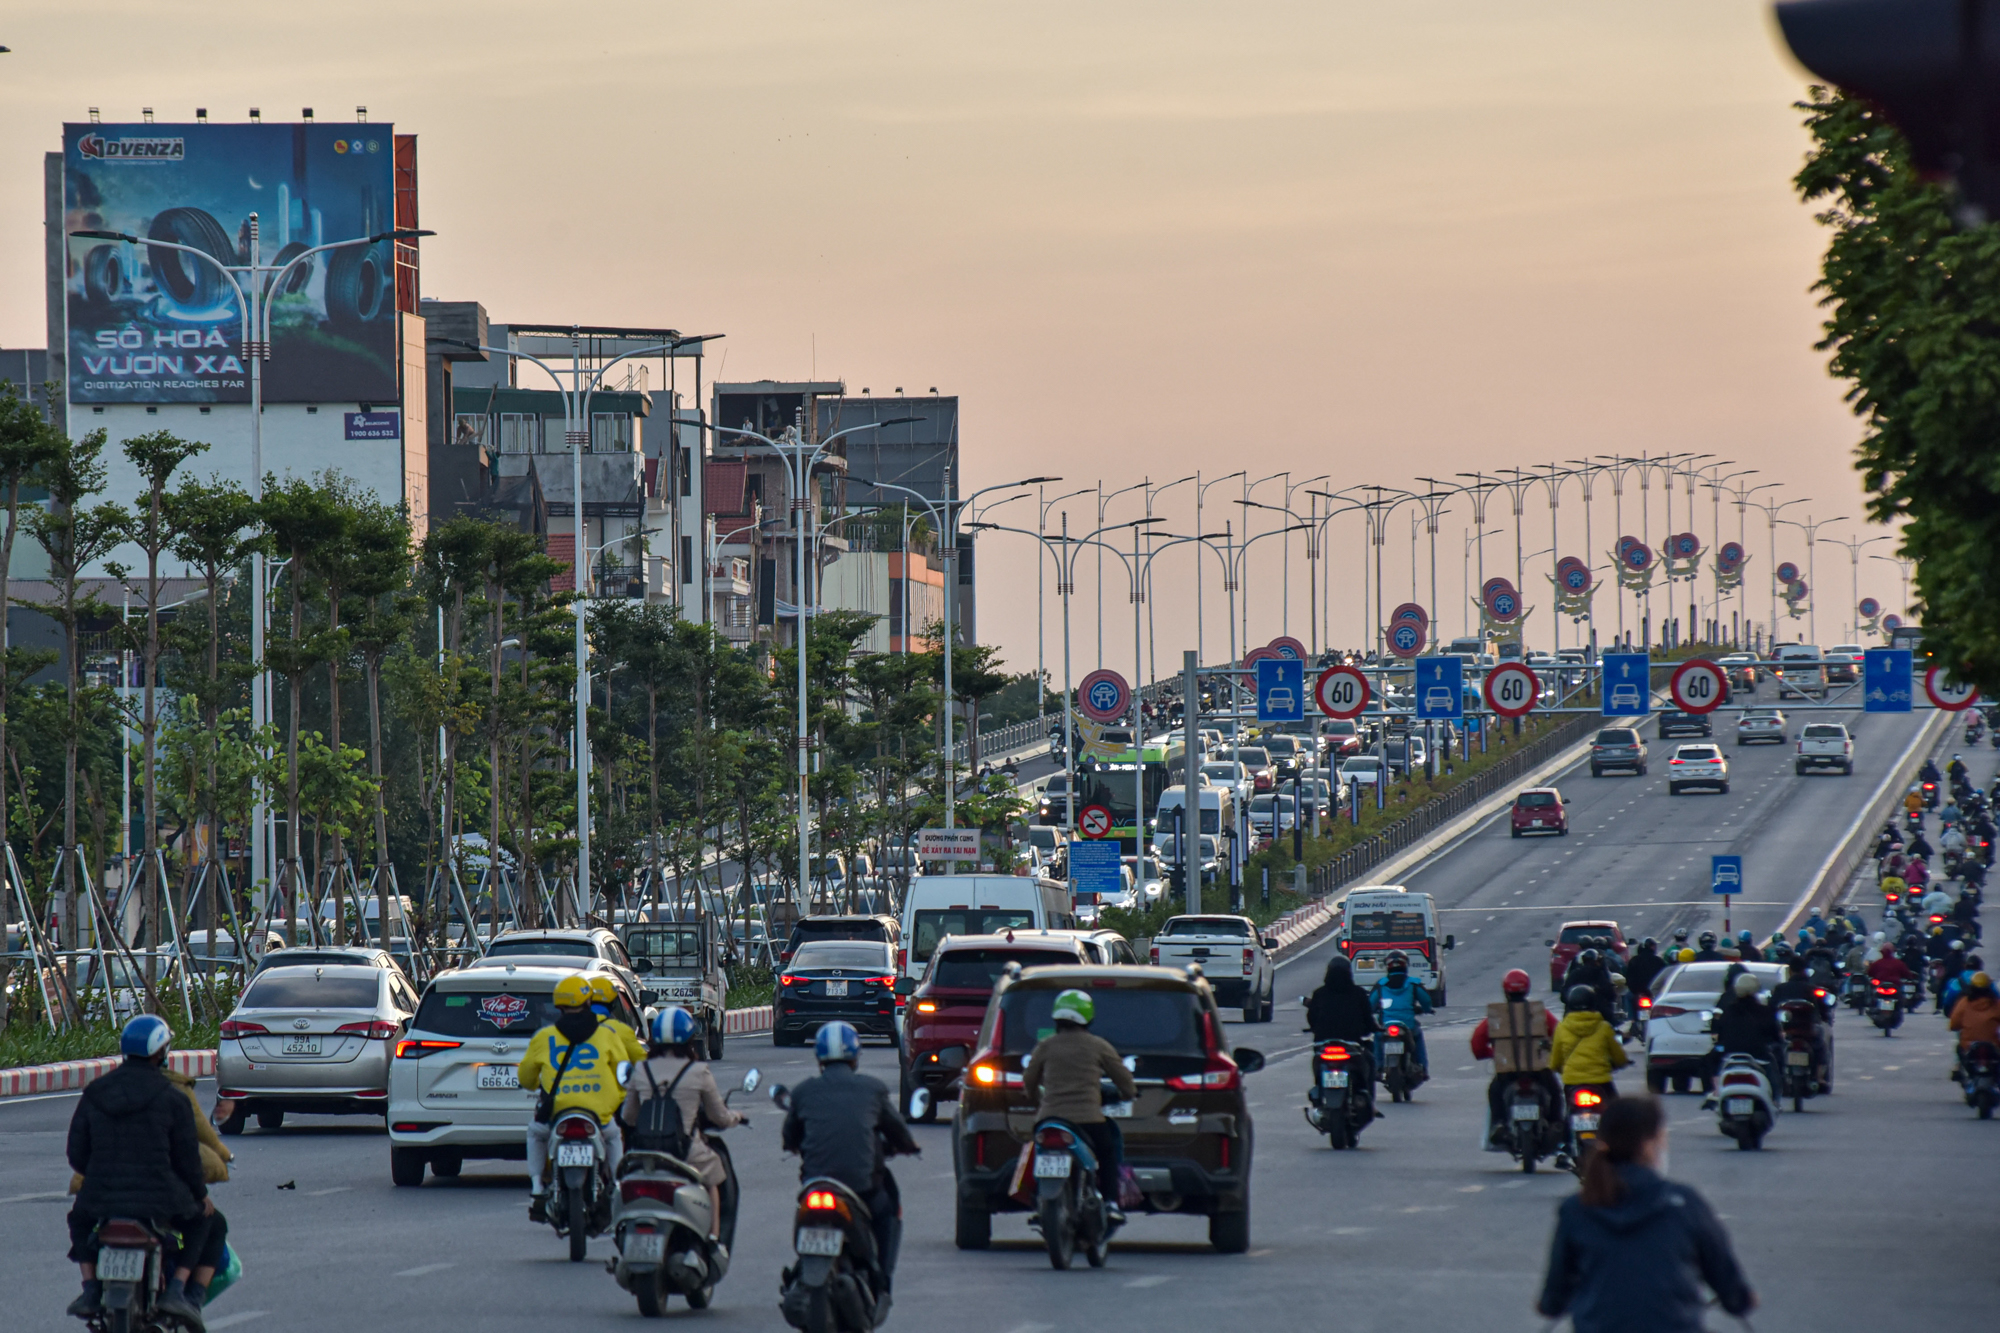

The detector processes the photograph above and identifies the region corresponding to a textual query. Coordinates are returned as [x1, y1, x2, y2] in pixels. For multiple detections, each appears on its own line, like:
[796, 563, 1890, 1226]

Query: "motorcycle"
[1027, 1113, 1113, 1270]
[83, 1218, 173, 1333]
[1713, 1051, 1778, 1150]
[1867, 980, 1904, 1035]
[1957, 1041, 2000, 1120]
[608, 1068, 760, 1317]
[1776, 1000, 1823, 1112]
[1303, 1037, 1373, 1149]
[1378, 1021, 1427, 1103]
[1924, 780, 1941, 810]
[1561, 1084, 1610, 1177]
[1503, 1074, 1562, 1174]
[773, 1083, 909, 1333]
[547, 1108, 612, 1262]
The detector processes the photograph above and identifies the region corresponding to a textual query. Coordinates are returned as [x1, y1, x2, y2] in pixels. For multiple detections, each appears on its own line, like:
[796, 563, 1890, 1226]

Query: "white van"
[1335, 885, 1455, 1005]
[898, 874, 1076, 982]
[1151, 784, 1234, 849]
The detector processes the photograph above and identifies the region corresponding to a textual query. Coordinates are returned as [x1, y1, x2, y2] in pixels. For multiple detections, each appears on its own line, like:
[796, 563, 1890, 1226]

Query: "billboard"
[63, 122, 401, 405]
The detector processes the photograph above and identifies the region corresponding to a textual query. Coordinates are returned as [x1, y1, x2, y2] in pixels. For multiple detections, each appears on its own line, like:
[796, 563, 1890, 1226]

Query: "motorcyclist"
[1692, 931, 1726, 963]
[64, 1016, 221, 1327]
[1904, 785, 1925, 819]
[1908, 829, 1935, 861]
[1921, 757, 1942, 787]
[1670, 926, 1691, 957]
[1560, 947, 1616, 1020]
[1021, 988, 1139, 1224]
[1948, 754, 1969, 787]
[1622, 938, 1667, 1016]
[781, 1021, 919, 1292]
[1472, 969, 1559, 1147]
[1734, 929, 1759, 960]
[1768, 960, 1832, 1090]
[1948, 973, 2000, 1073]
[1549, 984, 1627, 1128]
[1306, 955, 1379, 1091]
[518, 974, 646, 1223]
[1940, 954, 1984, 1015]
[621, 1005, 746, 1244]
[1367, 952, 1433, 1077]
[1708, 972, 1782, 1093]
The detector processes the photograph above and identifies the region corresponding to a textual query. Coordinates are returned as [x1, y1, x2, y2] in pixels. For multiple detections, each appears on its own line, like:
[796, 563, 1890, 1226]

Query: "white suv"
[1666, 744, 1730, 795]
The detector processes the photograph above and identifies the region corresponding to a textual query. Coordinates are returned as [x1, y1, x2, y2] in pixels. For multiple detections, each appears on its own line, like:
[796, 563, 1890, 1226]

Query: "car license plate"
[476, 1065, 519, 1089]
[1571, 1113, 1600, 1132]
[96, 1247, 147, 1282]
[1320, 1069, 1349, 1088]
[1104, 1101, 1133, 1118]
[1510, 1103, 1541, 1121]
[1725, 1097, 1753, 1115]
[1383, 1041, 1404, 1054]
[796, 1227, 844, 1257]
[623, 1230, 664, 1264]
[282, 1036, 322, 1056]
[1786, 1051, 1811, 1067]
[555, 1142, 596, 1167]
[825, 980, 848, 997]
[1035, 1152, 1072, 1179]
[1531, 819, 1544, 827]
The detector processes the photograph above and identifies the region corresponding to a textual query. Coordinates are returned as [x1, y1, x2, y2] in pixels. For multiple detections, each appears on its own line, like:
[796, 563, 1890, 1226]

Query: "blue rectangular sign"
[1414, 655, 1463, 719]
[1256, 657, 1304, 723]
[1601, 653, 1652, 716]
[1863, 648, 1913, 713]
[1067, 839, 1123, 903]
[1711, 854, 1742, 896]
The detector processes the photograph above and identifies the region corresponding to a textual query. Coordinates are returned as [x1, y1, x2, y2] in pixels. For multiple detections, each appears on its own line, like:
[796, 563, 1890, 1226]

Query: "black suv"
[1590, 727, 1649, 777]
[1657, 709, 1713, 739]
[778, 914, 900, 967]
[951, 963, 1264, 1253]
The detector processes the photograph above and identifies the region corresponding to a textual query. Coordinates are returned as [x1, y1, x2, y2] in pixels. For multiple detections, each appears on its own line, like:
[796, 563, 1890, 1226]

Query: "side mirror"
[1261, 936, 1279, 951]
[907, 1087, 933, 1120]
[741, 1068, 762, 1095]
[1444, 935, 1456, 951]
[615, 1059, 633, 1088]
[1231, 1047, 1266, 1074]
[1545, 939, 1555, 948]
[769, 1083, 791, 1111]
[630, 957, 652, 973]
[1299, 995, 1309, 1006]
[893, 976, 916, 996]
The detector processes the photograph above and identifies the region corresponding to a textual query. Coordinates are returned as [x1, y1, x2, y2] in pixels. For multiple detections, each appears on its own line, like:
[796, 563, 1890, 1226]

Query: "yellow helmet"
[588, 975, 618, 1005]
[552, 975, 591, 1007]
[1678, 948, 1696, 963]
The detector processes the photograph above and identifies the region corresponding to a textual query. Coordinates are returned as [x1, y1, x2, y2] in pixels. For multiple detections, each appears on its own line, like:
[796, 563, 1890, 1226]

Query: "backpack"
[629, 1060, 696, 1158]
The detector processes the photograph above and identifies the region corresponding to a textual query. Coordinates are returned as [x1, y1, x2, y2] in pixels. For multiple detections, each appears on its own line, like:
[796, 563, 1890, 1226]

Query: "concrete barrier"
[0, 1048, 216, 1098]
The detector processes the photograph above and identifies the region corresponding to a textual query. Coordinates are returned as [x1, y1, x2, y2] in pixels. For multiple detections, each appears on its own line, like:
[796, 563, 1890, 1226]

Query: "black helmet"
[1564, 985, 1598, 1012]
[1698, 931, 1717, 949]
[1672, 926, 1690, 942]
[1385, 951, 1409, 976]
[1641, 937, 1658, 952]
[1579, 948, 1601, 966]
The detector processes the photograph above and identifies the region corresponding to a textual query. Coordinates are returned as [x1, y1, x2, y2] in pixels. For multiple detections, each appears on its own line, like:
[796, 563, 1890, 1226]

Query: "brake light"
[1319, 1044, 1350, 1062]
[896, 947, 907, 974]
[1150, 945, 1159, 964]
[1671, 758, 1683, 765]
[1243, 948, 1255, 976]
[804, 1190, 842, 1211]
[1648, 1004, 1686, 1019]
[870, 976, 895, 988]
[1385, 1023, 1404, 1038]
[969, 1056, 1023, 1088]
[219, 1019, 269, 1038]
[1571, 1088, 1603, 1108]
[1637, 995, 1653, 1011]
[336, 1020, 401, 1040]
[780, 975, 800, 988]
[557, 1118, 598, 1141]
[621, 1180, 679, 1205]
[1721, 1072, 1761, 1088]
[1036, 1126, 1073, 1149]
[1929, 915, 1946, 925]
[1812, 988, 1828, 1000]
[1166, 1054, 1241, 1091]
[394, 1039, 462, 1059]
[915, 1001, 937, 1013]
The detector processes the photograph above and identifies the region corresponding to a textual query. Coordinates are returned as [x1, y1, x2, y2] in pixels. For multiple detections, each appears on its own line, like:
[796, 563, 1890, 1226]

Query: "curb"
[722, 1004, 773, 1036]
[0, 1048, 216, 1099]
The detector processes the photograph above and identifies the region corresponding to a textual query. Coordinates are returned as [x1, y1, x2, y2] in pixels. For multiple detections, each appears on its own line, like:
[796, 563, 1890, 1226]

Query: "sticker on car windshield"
[478, 994, 531, 1030]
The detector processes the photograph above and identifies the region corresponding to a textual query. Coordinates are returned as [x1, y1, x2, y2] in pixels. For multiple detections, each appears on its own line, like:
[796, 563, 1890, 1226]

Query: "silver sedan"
[215, 964, 419, 1132]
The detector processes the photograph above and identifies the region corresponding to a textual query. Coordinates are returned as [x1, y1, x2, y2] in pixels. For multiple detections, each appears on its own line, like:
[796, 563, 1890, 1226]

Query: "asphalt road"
[8, 703, 1998, 1331]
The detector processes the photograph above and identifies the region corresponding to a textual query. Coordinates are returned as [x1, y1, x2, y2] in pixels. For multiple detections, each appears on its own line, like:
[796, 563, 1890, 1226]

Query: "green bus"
[1080, 737, 1186, 854]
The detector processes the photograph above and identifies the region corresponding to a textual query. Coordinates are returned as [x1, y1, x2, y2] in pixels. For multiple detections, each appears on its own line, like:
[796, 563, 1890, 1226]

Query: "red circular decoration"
[1315, 665, 1370, 719]
[1669, 659, 1728, 714]
[1924, 667, 1980, 712]
[1077, 669, 1130, 724]
[1483, 662, 1539, 718]
[1268, 635, 1308, 661]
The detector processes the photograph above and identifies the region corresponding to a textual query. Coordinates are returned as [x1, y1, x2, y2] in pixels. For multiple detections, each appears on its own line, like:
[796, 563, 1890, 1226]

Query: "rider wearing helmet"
[1622, 938, 1667, 1019]
[1709, 972, 1782, 1096]
[1559, 947, 1616, 1022]
[65, 1016, 222, 1325]
[1769, 959, 1832, 1090]
[1692, 931, 1725, 963]
[1022, 989, 1140, 1223]
[1367, 952, 1434, 1077]
[782, 1022, 919, 1292]
[1471, 969, 1560, 1147]
[518, 973, 646, 1222]
[1549, 983, 1628, 1100]
[622, 1006, 745, 1243]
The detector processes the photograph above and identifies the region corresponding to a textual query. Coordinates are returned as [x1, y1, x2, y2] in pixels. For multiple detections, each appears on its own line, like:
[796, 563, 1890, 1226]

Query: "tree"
[1795, 86, 2000, 689]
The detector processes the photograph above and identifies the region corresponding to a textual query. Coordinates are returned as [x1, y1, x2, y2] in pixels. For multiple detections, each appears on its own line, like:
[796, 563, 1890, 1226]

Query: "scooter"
[1776, 1000, 1823, 1112]
[1027, 1115, 1113, 1270]
[546, 1107, 612, 1262]
[1867, 979, 1904, 1034]
[1956, 1041, 2000, 1120]
[1303, 1037, 1374, 1149]
[608, 1068, 760, 1316]
[1378, 1021, 1427, 1103]
[82, 1217, 173, 1333]
[1713, 1052, 1778, 1149]
[781, 1178, 890, 1332]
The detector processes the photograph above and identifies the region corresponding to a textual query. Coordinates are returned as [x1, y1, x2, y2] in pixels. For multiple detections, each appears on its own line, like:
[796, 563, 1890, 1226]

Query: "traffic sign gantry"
[1669, 659, 1727, 714]
[1077, 669, 1130, 724]
[1864, 648, 1913, 713]
[1077, 804, 1114, 840]
[1414, 655, 1463, 720]
[1256, 657, 1305, 723]
[1924, 667, 1980, 712]
[1601, 652, 1651, 717]
[1484, 661, 1539, 718]
[1315, 664, 1370, 719]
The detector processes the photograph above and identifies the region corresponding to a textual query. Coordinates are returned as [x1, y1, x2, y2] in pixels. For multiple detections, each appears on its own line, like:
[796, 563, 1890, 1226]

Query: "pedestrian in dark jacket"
[1538, 1095, 1755, 1333]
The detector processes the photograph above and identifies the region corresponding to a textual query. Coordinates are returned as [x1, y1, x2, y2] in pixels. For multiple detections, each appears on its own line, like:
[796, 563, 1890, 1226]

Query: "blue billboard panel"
[63, 122, 402, 404]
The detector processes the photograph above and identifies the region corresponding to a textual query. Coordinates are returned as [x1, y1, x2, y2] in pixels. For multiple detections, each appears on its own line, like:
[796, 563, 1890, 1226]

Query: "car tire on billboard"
[83, 245, 124, 303]
[145, 207, 239, 306]
[326, 244, 389, 336]
[272, 241, 315, 295]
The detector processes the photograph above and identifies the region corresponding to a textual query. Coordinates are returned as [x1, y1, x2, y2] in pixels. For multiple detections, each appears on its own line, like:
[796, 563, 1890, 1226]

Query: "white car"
[1200, 760, 1253, 807]
[1666, 744, 1730, 795]
[1642, 961, 1790, 1093]
[1735, 707, 1787, 745]
[1248, 792, 1304, 839]
[1338, 754, 1385, 788]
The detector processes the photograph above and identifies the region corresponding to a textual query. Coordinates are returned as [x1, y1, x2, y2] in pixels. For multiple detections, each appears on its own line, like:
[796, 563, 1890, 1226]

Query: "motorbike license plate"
[1104, 1101, 1134, 1118]
[824, 979, 848, 997]
[796, 1227, 844, 1257]
[623, 1230, 665, 1264]
[476, 1065, 519, 1089]
[282, 1036, 322, 1055]
[1571, 1113, 1600, 1132]
[555, 1142, 596, 1167]
[1383, 1041, 1404, 1054]
[1786, 1051, 1811, 1067]
[1725, 1097, 1753, 1115]
[1035, 1153, 1073, 1179]
[96, 1247, 147, 1282]
[1872, 1000, 1888, 1010]
[1510, 1103, 1541, 1121]
[1320, 1070, 1349, 1088]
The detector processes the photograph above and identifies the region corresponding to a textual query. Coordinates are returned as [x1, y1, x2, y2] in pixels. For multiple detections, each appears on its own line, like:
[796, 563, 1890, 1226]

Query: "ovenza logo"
[78, 133, 185, 163]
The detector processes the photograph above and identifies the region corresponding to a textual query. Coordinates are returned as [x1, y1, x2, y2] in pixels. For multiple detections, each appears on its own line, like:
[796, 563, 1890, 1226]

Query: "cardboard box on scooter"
[1487, 999, 1552, 1073]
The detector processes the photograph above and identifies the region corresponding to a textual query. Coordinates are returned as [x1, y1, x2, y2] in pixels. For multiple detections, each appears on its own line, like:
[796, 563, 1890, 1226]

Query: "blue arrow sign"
[1863, 648, 1913, 713]
[1414, 655, 1463, 719]
[1711, 854, 1742, 896]
[1067, 839, 1124, 904]
[1256, 657, 1304, 723]
[1601, 652, 1651, 716]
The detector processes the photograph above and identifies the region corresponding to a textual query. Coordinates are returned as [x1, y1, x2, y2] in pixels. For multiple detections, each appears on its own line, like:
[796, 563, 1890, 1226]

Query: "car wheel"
[1262, 987, 1277, 1023]
[1720, 783, 1730, 794]
[216, 1102, 247, 1137]
[1669, 785, 1680, 796]
[1646, 1069, 1668, 1095]
[257, 1108, 284, 1131]
[1795, 764, 1805, 775]
[1591, 766, 1603, 778]
[1559, 826, 1570, 836]
[1433, 985, 1446, 1007]
[1638, 764, 1648, 776]
[1242, 1002, 1259, 1024]
[955, 1197, 993, 1249]
[1844, 762, 1855, 776]
[1209, 1206, 1251, 1254]
[430, 1151, 463, 1179]
[1511, 828, 1521, 838]
[390, 1146, 427, 1187]
[709, 1021, 724, 1059]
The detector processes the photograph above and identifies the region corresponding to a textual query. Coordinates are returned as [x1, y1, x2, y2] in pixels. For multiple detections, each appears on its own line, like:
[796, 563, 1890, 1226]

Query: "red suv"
[1545, 920, 1629, 992]
[893, 933, 1089, 1122]
[1510, 787, 1568, 837]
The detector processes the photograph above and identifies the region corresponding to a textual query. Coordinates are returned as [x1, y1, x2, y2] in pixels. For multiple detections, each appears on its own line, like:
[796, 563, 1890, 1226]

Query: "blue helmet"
[649, 1005, 696, 1047]
[814, 1021, 861, 1065]
[121, 1014, 172, 1059]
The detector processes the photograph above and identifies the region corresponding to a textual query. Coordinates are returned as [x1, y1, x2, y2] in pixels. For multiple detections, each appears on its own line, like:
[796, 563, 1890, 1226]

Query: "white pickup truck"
[1795, 722, 1855, 775]
[1149, 914, 1278, 1023]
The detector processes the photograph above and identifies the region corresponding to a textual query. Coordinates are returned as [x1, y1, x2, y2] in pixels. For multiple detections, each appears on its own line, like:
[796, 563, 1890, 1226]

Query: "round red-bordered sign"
[1268, 635, 1308, 661]
[1924, 667, 1980, 712]
[1242, 647, 1276, 668]
[1078, 669, 1130, 723]
[1669, 659, 1728, 714]
[1484, 662, 1539, 718]
[1077, 804, 1114, 839]
[1315, 664, 1370, 719]
[1387, 620, 1428, 658]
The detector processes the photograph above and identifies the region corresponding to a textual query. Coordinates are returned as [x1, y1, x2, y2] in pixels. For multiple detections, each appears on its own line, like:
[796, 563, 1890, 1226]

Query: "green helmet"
[1051, 988, 1094, 1025]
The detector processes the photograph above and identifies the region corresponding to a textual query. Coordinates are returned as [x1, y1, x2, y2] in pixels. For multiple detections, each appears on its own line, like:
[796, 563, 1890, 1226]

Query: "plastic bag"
[204, 1244, 242, 1304]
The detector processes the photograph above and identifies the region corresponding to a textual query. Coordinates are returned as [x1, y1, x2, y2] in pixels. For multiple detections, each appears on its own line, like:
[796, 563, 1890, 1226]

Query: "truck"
[1795, 722, 1855, 775]
[1148, 914, 1279, 1023]
[620, 918, 729, 1057]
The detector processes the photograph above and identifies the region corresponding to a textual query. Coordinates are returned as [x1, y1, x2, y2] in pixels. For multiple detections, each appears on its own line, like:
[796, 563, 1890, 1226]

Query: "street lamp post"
[1823, 532, 1893, 641]
[1742, 495, 1809, 647]
[1778, 514, 1849, 647]
[1194, 472, 1245, 667]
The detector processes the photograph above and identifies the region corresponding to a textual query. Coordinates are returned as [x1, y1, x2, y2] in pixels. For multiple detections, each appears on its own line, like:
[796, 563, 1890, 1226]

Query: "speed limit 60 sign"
[1669, 659, 1728, 714]
[1315, 664, 1370, 719]
[1484, 662, 1539, 718]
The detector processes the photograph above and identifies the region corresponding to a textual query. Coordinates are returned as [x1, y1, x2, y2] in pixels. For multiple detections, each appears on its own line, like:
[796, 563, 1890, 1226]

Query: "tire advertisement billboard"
[63, 122, 401, 405]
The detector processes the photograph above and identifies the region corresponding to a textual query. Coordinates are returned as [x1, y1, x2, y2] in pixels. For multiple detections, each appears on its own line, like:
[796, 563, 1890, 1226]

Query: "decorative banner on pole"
[1242, 646, 1276, 668]
[1387, 618, 1428, 658]
[1612, 538, 1656, 594]
[1783, 578, 1810, 620]
[1551, 557, 1596, 621]
[1482, 579, 1522, 624]
[1858, 597, 1880, 618]
[1664, 532, 1703, 582]
[1388, 603, 1429, 631]
[1077, 669, 1130, 724]
[1712, 541, 1747, 594]
[1267, 635, 1308, 661]
[1775, 561, 1800, 585]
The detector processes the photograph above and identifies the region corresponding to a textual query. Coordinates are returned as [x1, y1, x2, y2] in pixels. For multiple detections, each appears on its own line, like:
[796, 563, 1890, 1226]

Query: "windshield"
[1264, 737, 1299, 756]
[1233, 748, 1270, 767]
[911, 908, 1038, 963]
[414, 986, 559, 1036]
[929, 947, 1078, 989]
[1159, 916, 1248, 937]
[1558, 926, 1616, 946]
[487, 938, 597, 959]
[626, 926, 701, 965]
[1677, 747, 1721, 759]
[1042, 776, 1068, 794]
[1347, 909, 1428, 944]
[1201, 764, 1239, 781]
[791, 942, 892, 970]
[1659, 962, 1786, 999]
[1516, 791, 1558, 808]
[1000, 985, 1204, 1056]
[1325, 721, 1357, 737]
[1802, 725, 1846, 739]
[1340, 757, 1381, 771]
[1595, 730, 1638, 745]
[241, 972, 381, 1009]
[1122, 857, 1162, 881]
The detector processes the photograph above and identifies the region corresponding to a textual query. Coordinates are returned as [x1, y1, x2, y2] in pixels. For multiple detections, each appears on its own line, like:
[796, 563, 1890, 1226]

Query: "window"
[454, 413, 490, 449]
[1595, 730, 1638, 744]
[1158, 916, 1248, 937]
[911, 908, 1037, 962]
[1347, 910, 1428, 944]
[241, 973, 382, 1009]
[1001, 986, 1203, 1056]
[927, 947, 1077, 989]
[1559, 926, 1616, 946]
[413, 987, 561, 1037]
[591, 412, 632, 452]
[790, 942, 893, 970]
[627, 926, 702, 965]
[1802, 725, 1846, 739]
[485, 938, 597, 958]
[496, 413, 538, 454]
[1515, 791, 1558, 808]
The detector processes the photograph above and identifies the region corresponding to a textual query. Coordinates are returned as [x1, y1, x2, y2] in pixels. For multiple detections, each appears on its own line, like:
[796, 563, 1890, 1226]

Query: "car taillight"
[394, 1039, 461, 1059]
[219, 1019, 269, 1038]
[1166, 1055, 1241, 1091]
[336, 1020, 401, 1040]
[557, 1118, 597, 1140]
[870, 975, 895, 988]
[896, 948, 907, 973]
[1648, 1004, 1685, 1018]
[1670, 758, 1684, 765]
[1571, 1088, 1603, 1108]
[915, 1000, 937, 1013]
[1319, 1044, 1350, 1062]
[1812, 988, 1828, 999]
[621, 1179, 679, 1205]
[1150, 945, 1160, 964]
[1036, 1126, 1073, 1149]
[780, 975, 800, 988]
[1242, 949, 1254, 976]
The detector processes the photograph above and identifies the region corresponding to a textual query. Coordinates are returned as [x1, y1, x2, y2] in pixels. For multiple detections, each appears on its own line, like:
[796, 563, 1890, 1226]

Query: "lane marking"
[1440, 901, 1785, 912]
[206, 1314, 268, 1330]
[395, 1263, 455, 1277]
[1125, 1275, 1172, 1288]
[0, 1190, 69, 1203]
[306, 1186, 351, 1197]
[1332, 1226, 1373, 1235]
[1003, 1325, 1053, 1333]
